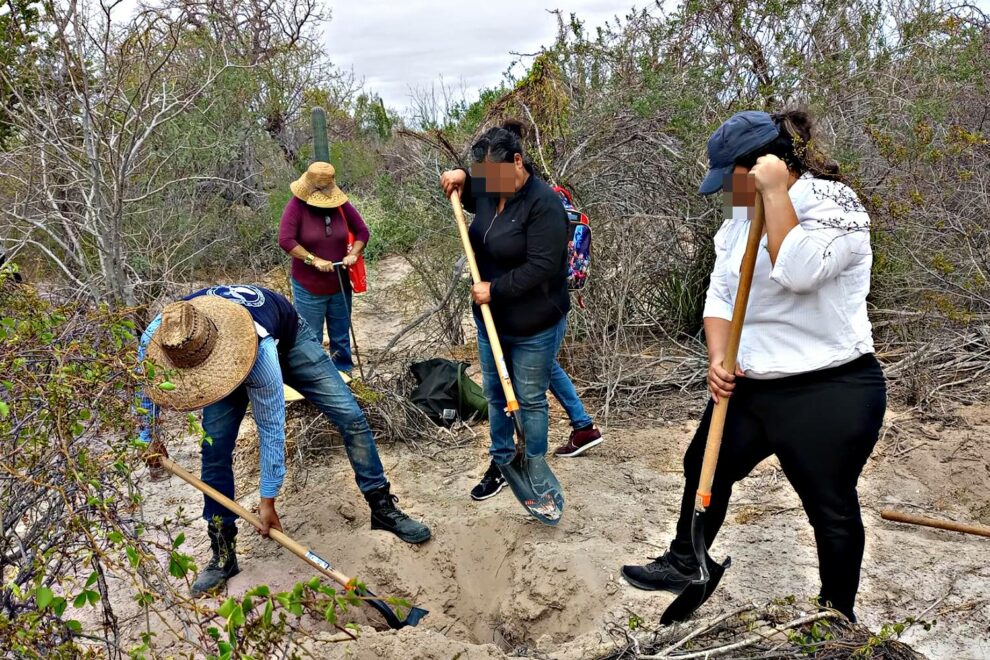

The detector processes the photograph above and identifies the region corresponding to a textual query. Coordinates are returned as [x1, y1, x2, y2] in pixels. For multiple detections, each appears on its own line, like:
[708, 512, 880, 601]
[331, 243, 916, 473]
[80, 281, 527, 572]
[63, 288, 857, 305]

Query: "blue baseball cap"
[699, 111, 780, 195]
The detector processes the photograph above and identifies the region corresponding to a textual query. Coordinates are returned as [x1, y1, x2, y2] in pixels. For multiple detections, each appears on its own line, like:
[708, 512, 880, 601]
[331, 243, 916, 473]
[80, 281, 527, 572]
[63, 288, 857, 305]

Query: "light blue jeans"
[291, 277, 354, 372]
[549, 361, 593, 430]
[476, 315, 567, 465]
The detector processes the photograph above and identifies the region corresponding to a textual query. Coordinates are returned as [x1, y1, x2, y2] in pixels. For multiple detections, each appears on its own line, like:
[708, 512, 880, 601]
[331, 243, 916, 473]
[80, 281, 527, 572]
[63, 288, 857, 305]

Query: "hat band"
[164, 316, 218, 368]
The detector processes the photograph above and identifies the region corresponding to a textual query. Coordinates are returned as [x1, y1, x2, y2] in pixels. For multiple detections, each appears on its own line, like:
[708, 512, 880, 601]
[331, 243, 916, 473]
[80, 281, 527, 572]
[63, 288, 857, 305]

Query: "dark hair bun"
[501, 119, 527, 140]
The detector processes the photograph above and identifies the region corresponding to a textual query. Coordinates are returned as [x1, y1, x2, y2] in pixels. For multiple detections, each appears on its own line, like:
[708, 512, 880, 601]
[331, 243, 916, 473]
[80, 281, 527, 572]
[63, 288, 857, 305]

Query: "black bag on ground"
[409, 358, 488, 427]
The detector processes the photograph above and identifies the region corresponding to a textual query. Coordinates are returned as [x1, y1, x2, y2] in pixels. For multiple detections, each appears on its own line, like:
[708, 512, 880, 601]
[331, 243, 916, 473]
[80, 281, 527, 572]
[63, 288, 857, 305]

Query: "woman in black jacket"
[440, 121, 570, 500]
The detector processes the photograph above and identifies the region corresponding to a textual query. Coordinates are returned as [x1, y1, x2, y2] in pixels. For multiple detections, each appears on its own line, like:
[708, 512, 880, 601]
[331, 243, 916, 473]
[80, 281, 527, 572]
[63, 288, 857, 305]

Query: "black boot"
[190, 521, 240, 597]
[364, 484, 431, 544]
[621, 551, 696, 593]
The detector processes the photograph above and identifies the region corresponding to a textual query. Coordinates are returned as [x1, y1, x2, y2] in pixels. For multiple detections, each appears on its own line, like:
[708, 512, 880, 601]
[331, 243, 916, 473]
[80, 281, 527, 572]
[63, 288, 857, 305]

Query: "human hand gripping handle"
[440, 169, 466, 198]
[143, 437, 169, 481]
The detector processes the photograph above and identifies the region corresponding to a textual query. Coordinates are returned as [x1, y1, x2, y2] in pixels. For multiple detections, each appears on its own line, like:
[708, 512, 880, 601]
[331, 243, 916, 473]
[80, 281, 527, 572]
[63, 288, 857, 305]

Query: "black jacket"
[460, 165, 570, 336]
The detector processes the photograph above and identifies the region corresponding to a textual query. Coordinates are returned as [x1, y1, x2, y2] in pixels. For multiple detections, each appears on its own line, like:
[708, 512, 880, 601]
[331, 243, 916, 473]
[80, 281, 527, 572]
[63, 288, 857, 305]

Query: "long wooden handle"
[450, 190, 519, 412]
[697, 193, 765, 509]
[881, 509, 990, 538]
[160, 457, 354, 587]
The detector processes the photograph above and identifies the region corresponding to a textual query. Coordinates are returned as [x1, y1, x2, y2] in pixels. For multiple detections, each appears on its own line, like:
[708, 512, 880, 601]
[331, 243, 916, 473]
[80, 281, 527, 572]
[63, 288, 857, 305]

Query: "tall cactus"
[311, 106, 330, 163]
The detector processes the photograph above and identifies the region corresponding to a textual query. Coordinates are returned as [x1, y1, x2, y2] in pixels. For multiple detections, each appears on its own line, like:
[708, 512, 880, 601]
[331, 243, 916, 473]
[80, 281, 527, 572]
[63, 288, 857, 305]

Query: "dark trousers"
[669, 354, 886, 619]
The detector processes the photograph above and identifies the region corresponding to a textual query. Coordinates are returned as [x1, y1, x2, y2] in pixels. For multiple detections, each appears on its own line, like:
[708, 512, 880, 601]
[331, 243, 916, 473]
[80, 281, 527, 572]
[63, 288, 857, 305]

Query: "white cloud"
[324, 1, 639, 111]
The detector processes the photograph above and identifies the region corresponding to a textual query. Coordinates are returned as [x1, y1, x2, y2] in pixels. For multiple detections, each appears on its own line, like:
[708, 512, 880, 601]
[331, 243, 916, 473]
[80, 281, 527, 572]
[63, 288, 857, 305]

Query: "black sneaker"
[365, 485, 431, 544]
[470, 461, 506, 501]
[621, 552, 697, 593]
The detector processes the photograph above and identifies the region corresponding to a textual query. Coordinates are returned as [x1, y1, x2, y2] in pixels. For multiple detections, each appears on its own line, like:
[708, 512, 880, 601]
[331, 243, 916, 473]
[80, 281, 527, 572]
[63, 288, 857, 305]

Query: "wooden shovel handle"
[160, 457, 355, 588]
[697, 193, 765, 509]
[881, 509, 990, 539]
[449, 190, 519, 412]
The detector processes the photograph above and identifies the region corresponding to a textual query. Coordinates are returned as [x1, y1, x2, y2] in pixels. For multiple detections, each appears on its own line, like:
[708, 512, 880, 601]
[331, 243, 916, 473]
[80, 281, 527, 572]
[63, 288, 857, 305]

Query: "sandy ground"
[126, 257, 989, 659]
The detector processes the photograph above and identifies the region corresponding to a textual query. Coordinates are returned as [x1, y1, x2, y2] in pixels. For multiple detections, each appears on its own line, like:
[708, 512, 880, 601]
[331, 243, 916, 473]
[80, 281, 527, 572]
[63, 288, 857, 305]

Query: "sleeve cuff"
[769, 224, 806, 286]
[260, 484, 282, 499]
[488, 277, 501, 299]
[703, 298, 733, 321]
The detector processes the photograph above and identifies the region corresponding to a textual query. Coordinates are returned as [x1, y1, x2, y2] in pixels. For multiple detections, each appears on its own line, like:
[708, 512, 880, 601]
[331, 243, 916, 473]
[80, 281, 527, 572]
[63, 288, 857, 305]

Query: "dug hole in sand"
[142, 258, 990, 659]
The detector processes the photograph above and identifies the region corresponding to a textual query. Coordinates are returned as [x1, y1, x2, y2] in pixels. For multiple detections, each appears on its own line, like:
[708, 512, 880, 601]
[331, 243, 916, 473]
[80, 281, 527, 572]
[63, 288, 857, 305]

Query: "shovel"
[449, 190, 565, 525]
[160, 457, 428, 629]
[660, 191, 765, 625]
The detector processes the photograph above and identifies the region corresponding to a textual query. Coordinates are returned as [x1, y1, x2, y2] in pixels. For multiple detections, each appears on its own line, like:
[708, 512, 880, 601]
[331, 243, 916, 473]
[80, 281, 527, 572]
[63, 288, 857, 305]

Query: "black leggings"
[669, 354, 887, 620]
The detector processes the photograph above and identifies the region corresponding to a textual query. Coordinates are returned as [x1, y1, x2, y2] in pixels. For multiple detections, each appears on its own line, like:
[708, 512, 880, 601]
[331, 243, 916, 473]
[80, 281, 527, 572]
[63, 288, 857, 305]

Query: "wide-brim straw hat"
[145, 297, 258, 411]
[290, 161, 348, 208]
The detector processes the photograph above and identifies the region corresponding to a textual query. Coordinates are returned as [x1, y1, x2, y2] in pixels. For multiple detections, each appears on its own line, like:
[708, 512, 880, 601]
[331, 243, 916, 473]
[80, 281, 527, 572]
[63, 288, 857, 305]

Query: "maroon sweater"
[278, 197, 370, 295]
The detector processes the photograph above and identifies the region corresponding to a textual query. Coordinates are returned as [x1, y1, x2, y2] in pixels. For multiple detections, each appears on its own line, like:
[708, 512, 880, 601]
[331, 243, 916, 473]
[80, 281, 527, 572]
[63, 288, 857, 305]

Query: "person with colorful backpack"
[547, 185, 603, 458]
[278, 162, 368, 373]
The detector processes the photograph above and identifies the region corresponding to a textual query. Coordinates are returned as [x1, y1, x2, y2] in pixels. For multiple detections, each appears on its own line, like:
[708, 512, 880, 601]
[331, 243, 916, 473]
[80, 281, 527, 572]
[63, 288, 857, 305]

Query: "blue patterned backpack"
[553, 185, 591, 291]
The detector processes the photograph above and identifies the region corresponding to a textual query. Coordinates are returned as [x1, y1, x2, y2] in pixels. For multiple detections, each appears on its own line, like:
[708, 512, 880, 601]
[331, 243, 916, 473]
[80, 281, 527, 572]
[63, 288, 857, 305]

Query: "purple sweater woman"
[278, 162, 370, 372]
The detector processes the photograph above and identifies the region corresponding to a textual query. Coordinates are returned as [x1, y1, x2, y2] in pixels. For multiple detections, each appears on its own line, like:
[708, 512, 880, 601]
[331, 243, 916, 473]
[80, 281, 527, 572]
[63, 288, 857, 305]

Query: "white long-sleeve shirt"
[703, 174, 875, 379]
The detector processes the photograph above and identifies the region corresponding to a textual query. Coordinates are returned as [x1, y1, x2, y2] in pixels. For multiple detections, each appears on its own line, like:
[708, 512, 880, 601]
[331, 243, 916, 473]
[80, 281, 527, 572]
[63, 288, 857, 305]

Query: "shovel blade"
[362, 587, 429, 629]
[497, 453, 565, 526]
[660, 553, 732, 625]
[660, 508, 731, 625]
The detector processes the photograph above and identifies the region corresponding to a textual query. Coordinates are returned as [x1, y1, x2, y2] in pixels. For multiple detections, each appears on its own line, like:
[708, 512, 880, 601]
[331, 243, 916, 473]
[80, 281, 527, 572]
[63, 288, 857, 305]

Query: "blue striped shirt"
[137, 316, 287, 498]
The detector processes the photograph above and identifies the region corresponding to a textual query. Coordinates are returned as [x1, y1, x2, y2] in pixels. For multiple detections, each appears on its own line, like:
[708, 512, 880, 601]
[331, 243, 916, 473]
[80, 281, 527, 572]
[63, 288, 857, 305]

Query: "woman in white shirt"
[621, 109, 886, 622]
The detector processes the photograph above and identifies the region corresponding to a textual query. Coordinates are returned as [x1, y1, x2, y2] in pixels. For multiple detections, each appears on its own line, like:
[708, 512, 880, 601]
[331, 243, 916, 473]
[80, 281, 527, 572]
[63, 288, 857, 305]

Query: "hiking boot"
[470, 460, 506, 501]
[190, 521, 239, 597]
[554, 425, 604, 457]
[365, 484, 431, 544]
[621, 552, 697, 593]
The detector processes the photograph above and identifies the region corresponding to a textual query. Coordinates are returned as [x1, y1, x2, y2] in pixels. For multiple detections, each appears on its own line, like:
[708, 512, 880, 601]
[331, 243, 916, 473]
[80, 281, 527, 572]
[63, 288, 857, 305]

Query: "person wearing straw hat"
[279, 162, 368, 373]
[620, 109, 885, 622]
[137, 284, 430, 596]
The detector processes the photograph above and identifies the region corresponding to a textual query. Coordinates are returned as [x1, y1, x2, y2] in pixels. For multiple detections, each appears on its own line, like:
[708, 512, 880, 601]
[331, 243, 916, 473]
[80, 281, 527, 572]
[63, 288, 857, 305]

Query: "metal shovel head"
[497, 453, 565, 526]
[660, 508, 731, 624]
[361, 586, 429, 629]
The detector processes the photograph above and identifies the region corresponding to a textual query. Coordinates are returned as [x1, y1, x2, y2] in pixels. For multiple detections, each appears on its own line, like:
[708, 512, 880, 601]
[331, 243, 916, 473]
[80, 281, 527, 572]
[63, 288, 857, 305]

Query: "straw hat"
[146, 297, 258, 411]
[290, 162, 348, 208]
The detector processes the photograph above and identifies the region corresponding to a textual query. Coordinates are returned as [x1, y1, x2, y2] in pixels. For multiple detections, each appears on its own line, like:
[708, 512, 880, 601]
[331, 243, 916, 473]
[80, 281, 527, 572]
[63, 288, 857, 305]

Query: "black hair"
[735, 109, 840, 180]
[471, 119, 527, 164]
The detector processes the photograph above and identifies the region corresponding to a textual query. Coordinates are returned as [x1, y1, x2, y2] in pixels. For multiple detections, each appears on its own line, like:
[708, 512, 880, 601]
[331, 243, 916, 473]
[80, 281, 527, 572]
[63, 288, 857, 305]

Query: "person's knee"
[806, 496, 863, 534]
[336, 406, 371, 436]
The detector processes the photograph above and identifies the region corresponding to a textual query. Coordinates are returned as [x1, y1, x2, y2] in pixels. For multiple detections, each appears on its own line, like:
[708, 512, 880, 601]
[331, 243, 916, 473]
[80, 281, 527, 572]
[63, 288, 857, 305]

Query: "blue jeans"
[200, 319, 386, 524]
[549, 361, 592, 430]
[476, 315, 567, 465]
[291, 277, 354, 372]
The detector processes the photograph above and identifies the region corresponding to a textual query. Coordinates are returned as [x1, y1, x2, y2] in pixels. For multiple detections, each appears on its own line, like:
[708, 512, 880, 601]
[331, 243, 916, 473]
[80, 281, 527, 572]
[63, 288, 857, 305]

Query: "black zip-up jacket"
[460, 165, 570, 337]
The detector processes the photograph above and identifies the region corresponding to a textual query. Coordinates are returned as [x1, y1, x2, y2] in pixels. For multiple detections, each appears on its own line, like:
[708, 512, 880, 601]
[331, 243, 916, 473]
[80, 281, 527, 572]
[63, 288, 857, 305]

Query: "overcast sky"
[325, 1, 642, 112]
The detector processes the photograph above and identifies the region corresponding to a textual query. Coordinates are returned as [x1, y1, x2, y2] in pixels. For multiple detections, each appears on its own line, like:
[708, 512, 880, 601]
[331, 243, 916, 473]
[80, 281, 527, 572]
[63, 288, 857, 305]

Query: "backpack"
[409, 358, 488, 427]
[552, 185, 591, 291]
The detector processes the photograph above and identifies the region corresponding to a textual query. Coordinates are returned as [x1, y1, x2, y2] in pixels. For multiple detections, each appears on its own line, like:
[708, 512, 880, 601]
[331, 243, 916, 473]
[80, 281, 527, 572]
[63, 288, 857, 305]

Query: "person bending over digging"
[137, 284, 430, 596]
[439, 120, 571, 502]
[621, 109, 886, 622]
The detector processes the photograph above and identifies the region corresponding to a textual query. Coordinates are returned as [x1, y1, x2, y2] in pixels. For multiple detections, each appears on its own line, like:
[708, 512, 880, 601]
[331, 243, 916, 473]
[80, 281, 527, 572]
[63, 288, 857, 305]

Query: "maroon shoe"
[554, 426, 603, 457]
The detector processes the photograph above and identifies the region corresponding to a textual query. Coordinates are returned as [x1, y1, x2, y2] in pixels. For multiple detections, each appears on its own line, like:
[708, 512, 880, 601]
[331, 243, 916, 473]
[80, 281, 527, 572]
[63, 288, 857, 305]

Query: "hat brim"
[290, 177, 348, 208]
[145, 297, 258, 412]
[699, 165, 734, 195]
